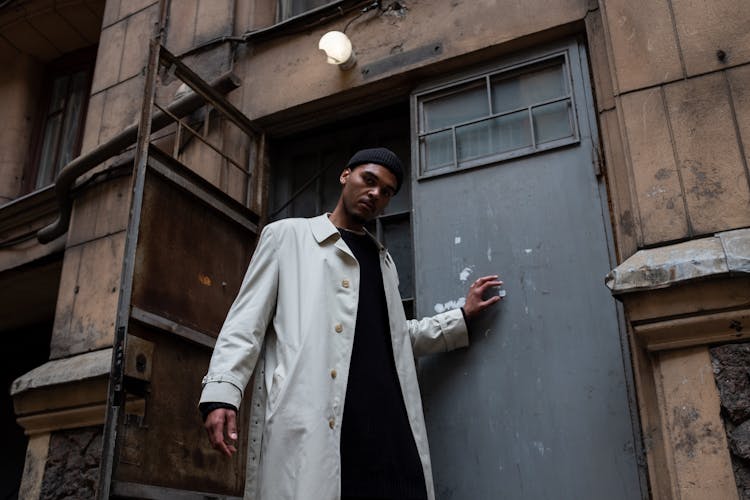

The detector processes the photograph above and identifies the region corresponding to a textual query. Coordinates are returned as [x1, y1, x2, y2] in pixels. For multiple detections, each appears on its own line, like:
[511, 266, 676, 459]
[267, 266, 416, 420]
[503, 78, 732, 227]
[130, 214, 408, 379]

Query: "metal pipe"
[37, 71, 243, 244]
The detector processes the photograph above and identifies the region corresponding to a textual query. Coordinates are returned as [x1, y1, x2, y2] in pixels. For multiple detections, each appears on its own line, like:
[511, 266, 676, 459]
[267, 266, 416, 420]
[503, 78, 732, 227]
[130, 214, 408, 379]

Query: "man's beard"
[345, 199, 372, 225]
[350, 212, 367, 225]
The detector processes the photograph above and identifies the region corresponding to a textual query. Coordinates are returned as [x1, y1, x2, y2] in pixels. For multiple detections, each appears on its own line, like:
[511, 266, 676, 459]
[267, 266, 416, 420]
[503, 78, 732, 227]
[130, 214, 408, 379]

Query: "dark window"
[27, 49, 94, 192]
[277, 0, 337, 20]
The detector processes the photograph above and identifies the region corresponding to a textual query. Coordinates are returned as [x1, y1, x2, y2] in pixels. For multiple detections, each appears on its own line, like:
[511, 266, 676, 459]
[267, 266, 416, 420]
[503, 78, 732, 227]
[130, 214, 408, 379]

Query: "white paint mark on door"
[532, 441, 546, 456]
[433, 297, 466, 313]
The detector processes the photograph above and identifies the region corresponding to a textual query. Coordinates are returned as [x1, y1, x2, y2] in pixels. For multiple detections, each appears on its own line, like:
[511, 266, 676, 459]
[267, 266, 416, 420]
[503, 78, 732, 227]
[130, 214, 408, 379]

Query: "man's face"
[339, 163, 398, 223]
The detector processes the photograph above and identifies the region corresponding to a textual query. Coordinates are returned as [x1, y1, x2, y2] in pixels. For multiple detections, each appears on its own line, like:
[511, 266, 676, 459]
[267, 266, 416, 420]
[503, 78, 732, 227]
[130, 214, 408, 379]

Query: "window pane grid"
[528, 106, 536, 149]
[419, 95, 573, 167]
[32, 62, 92, 190]
[416, 54, 578, 177]
[420, 94, 572, 137]
[451, 124, 458, 169]
[485, 75, 493, 120]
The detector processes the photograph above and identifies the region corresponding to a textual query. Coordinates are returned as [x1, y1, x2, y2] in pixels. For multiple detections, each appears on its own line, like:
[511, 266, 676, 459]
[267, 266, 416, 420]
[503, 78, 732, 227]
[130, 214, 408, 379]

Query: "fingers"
[471, 275, 502, 288]
[226, 409, 238, 441]
[225, 410, 238, 455]
[205, 408, 238, 457]
[463, 274, 504, 320]
[206, 411, 229, 456]
[471, 275, 503, 295]
[479, 279, 503, 292]
[479, 295, 502, 307]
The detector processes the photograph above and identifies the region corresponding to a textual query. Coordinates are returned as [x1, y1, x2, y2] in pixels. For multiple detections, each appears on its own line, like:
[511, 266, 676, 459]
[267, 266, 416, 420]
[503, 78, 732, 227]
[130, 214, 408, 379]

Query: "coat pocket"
[268, 368, 285, 412]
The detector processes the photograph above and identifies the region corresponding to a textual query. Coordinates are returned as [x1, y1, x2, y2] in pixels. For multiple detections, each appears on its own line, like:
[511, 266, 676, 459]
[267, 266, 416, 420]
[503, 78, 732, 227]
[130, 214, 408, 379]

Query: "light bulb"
[318, 31, 356, 70]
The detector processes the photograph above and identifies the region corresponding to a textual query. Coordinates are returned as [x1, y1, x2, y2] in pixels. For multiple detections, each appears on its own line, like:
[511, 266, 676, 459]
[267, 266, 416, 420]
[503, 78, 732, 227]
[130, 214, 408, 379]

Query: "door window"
[416, 54, 578, 177]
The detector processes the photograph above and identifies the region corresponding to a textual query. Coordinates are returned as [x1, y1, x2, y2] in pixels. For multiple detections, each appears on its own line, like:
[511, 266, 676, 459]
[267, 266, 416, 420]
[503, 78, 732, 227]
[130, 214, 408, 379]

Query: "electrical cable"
[343, 1, 381, 33]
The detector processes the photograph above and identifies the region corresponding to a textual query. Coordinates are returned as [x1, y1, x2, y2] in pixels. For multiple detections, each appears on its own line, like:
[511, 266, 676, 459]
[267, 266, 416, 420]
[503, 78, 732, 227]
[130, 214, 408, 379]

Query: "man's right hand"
[204, 407, 238, 457]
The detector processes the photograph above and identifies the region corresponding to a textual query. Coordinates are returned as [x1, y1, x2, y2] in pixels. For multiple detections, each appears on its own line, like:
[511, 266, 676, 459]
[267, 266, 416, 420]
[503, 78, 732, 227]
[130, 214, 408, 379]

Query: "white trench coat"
[200, 214, 468, 500]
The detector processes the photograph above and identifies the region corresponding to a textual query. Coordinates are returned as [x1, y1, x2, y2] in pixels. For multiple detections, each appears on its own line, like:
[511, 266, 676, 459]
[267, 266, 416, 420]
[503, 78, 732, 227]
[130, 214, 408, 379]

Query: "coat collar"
[309, 213, 339, 243]
[309, 213, 385, 252]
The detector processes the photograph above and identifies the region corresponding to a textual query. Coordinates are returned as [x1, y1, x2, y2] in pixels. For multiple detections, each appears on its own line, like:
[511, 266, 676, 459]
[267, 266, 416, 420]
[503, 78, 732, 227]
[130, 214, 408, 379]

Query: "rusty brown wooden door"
[103, 150, 260, 499]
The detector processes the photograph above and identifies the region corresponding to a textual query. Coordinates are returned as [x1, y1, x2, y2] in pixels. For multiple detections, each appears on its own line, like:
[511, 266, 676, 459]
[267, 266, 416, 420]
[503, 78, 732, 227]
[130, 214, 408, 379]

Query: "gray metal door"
[412, 40, 645, 499]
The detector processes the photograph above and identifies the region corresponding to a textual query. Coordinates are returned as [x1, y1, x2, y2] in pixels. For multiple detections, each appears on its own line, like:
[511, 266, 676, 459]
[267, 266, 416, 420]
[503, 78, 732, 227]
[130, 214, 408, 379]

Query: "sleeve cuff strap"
[440, 308, 469, 351]
[199, 380, 243, 409]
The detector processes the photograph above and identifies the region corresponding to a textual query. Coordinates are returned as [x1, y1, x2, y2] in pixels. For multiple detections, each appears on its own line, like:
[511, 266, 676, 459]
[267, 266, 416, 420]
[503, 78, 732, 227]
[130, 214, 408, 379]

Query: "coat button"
[335, 324, 343, 333]
[330, 369, 337, 379]
[342, 279, 350, 288]
[329, 418, 335, 429]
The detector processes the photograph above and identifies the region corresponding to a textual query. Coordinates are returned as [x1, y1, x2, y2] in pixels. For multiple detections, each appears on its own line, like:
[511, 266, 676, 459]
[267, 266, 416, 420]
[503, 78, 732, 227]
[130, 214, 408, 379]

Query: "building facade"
[1, 0, 749, 498]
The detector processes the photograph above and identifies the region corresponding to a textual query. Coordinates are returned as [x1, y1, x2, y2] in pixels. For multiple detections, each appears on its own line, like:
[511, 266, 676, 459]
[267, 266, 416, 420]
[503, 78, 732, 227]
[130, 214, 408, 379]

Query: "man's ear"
[340, 168, 352, 185]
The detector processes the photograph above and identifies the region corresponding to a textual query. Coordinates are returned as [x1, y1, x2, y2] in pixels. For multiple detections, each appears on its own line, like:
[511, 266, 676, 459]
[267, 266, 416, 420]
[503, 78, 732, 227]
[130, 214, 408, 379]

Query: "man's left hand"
[463, 275, 503, 320]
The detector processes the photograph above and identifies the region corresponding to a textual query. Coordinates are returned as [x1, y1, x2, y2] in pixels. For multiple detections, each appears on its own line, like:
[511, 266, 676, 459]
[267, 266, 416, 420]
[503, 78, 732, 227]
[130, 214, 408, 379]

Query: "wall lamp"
[318, 31, 356, 70]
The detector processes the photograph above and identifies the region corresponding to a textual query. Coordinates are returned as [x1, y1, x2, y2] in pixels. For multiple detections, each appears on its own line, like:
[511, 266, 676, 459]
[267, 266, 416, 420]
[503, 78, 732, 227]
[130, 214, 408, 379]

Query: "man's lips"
[358, 199, 375, 211]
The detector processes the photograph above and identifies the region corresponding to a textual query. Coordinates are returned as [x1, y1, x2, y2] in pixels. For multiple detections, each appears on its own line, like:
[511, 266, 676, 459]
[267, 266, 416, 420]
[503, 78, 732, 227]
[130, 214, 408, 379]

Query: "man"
[200, 147, 502, 500]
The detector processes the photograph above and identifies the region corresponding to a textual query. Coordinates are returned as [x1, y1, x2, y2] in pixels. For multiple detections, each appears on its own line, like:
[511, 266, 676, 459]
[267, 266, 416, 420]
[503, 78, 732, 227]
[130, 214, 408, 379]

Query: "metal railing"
[35, 45, 259, 244]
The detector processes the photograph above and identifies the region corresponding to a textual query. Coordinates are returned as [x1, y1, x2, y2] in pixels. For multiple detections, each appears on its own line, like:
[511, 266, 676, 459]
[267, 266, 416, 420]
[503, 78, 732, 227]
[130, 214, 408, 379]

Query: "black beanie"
[346, 147, 404, 192]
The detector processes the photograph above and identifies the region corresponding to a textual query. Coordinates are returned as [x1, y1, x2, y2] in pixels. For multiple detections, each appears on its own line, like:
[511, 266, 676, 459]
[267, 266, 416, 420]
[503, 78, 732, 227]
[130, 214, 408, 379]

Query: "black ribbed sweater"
[338, 229, 427, 500]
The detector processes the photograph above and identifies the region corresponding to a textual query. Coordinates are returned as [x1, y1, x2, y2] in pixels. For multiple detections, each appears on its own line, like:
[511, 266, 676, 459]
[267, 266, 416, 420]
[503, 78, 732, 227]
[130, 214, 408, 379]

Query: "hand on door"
[462, 275, 503, 320]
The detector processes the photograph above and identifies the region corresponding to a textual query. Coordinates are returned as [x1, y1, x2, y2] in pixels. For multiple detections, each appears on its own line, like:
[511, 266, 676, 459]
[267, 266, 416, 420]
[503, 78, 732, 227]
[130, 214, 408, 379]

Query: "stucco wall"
[233, 0, 593, 120]
[597, 0, 750, 253]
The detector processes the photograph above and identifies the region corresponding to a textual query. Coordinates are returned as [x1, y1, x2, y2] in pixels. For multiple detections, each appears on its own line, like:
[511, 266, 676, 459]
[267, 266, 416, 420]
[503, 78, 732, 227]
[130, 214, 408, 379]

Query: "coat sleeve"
[199, 225, 279, 409]
[406, 308, 469, 357]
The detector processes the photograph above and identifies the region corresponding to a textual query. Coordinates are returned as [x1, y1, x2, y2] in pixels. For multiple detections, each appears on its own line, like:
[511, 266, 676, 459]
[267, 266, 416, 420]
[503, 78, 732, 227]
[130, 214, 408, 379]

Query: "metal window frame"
[414, 50, 580, 180]
[276, 0, 342, 22]
[371, 208, 415, 305]
[25, 49, 96, 194]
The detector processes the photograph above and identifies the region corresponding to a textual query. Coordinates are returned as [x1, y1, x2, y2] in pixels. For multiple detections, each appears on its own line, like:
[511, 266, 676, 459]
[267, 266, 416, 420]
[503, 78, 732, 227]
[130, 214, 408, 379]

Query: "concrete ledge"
[11, 348, 112, 396]
[720, 229, 750, 274]
[10, 348, 149, 435]
[606, 228, 750, 294]
[15, 398, 145, 436]
[633, 309, 750, 351]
